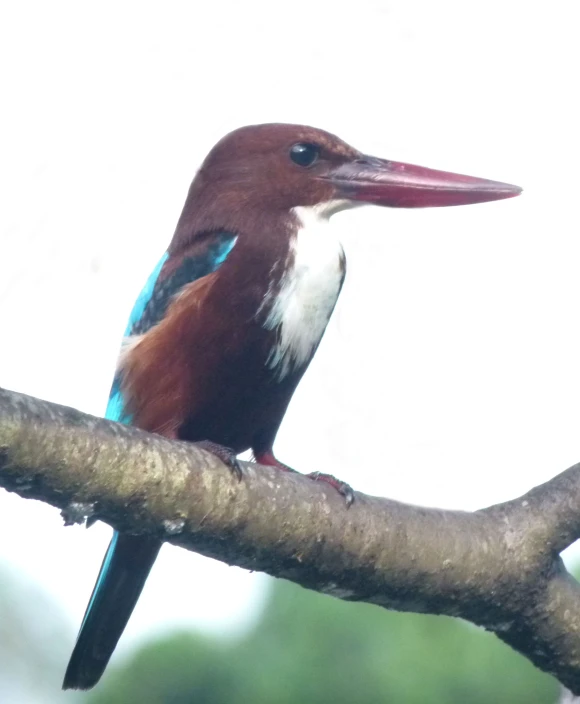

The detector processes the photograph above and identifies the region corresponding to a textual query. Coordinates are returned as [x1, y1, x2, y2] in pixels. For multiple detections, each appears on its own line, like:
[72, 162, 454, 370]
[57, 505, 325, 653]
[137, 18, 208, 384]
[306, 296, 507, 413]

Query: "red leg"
[254, 448, 355, 507]
[253, 450, 297, 473]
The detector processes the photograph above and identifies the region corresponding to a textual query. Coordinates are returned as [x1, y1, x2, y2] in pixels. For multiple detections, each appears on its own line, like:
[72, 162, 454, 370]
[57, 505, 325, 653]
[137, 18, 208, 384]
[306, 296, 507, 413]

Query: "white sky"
[1, 0, 579, 680]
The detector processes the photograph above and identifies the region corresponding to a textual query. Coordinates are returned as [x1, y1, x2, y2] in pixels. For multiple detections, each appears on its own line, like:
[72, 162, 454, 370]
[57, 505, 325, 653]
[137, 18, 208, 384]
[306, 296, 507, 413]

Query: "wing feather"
[105, 232, 237, 425]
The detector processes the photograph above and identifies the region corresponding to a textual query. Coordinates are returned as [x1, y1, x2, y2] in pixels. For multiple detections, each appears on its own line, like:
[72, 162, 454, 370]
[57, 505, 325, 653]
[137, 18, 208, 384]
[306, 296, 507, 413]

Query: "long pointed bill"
[325, 156, 522, 207]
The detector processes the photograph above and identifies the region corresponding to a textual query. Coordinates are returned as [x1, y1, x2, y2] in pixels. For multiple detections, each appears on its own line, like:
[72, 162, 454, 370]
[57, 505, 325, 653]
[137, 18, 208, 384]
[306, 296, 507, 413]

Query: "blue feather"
[104, 252, 169, 424]
[79, 532, 119, 632]
[124, 251, 170, 336]
[105, 235, 237, 425]
[64, 234, 238, 690]
[209, 234, 237, 268]
[105, 376, 129, 424]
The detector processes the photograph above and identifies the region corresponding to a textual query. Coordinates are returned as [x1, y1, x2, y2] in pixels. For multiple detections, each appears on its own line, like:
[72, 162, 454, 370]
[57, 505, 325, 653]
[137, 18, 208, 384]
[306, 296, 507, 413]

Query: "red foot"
[196, 440, 243, 481]
[254, 450, 355, 508]
[253, 451, 297, 473]
[307, 472, 355, 508]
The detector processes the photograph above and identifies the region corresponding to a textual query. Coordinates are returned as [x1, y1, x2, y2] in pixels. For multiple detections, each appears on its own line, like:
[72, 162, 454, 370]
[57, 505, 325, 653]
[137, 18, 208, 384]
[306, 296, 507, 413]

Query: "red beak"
[324, 156, 522, 208]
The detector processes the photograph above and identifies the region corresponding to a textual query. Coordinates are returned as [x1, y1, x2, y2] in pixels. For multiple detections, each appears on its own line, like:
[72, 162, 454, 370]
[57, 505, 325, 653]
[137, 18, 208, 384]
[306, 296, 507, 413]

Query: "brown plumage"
[119, 124, 362, 449]
[63, 123, 522, 692]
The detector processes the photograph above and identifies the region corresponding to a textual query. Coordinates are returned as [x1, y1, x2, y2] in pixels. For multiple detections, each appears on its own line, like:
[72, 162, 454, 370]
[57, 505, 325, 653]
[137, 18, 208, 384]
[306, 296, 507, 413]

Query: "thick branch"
[1, 387, 580, 691]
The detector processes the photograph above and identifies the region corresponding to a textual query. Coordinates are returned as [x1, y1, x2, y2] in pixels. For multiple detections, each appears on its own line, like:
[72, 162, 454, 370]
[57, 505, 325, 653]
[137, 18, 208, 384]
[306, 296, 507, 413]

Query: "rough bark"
[1, 386, 580, 692]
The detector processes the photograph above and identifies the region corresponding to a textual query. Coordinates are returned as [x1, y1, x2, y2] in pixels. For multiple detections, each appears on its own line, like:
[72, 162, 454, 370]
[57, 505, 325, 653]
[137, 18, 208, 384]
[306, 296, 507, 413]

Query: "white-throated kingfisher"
[63, 123, 521, 689]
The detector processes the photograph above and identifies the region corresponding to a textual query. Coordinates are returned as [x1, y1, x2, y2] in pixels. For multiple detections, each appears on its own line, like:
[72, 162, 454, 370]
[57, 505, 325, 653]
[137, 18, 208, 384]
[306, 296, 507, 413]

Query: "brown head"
[172, 122, 521, 245]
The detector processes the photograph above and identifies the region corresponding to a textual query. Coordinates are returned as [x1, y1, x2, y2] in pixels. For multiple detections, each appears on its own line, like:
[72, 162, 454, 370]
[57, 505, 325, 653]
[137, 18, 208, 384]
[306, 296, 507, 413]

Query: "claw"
[307, 472, 355, 508]
[253, 450, 354, 506]
[196, 440, 243, 481]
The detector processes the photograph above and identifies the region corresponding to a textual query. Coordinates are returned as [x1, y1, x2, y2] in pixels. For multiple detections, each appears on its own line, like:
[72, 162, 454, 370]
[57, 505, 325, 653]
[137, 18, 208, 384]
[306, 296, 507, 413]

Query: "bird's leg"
[254, 449, 354, 507]
[306, 472, 355, 508]
[253, 450, 298, 473]
[195, 440, 243, 481]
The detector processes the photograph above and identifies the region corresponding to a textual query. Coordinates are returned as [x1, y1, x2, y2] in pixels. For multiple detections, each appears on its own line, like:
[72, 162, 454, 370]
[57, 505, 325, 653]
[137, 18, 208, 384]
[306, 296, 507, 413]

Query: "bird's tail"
[63, 531, 162, 690]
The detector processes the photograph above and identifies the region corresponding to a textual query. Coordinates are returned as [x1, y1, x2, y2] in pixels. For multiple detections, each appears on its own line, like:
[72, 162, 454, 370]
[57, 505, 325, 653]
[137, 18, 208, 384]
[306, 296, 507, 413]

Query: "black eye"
[289, 143, 320, 167]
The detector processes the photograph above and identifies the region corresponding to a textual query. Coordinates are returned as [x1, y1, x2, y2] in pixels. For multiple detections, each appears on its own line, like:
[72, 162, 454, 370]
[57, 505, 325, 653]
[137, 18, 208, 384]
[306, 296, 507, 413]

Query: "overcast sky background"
[1, 0, 579, 689]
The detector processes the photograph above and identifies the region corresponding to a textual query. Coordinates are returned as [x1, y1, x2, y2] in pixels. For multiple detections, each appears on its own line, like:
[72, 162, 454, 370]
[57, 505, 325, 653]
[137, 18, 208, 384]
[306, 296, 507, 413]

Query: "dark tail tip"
[62, 533, 162, 691]
[62, 655, 108, 691]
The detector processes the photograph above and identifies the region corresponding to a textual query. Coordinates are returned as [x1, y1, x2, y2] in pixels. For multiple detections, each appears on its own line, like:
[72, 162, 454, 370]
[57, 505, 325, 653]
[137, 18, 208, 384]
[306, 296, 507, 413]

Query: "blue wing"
[63, 231, 238, 691]
[105, 231, 238, 424]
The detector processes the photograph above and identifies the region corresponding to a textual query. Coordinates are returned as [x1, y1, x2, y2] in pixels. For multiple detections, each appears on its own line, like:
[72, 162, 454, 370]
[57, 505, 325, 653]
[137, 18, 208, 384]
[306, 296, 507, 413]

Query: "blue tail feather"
[62, 532, 161, 690]
[64, 236, 240, 689]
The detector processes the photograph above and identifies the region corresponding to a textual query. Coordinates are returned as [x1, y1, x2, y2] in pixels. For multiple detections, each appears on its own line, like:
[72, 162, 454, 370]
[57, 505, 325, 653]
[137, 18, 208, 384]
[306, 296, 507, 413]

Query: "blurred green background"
[0, 562, 561, 704]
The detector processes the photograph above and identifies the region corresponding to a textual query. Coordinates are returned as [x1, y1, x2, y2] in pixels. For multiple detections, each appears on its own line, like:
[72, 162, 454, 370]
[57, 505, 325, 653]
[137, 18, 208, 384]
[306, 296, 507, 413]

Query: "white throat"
[261, 201, 347, 380]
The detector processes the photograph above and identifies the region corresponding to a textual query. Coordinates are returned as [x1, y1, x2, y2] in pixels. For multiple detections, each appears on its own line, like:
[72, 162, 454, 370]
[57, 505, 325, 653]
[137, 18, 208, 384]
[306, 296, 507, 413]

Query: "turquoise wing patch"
[124, 252, 170, 336]
[105, 251, 169, 424]
[105, 376, 129, 423]
[105, 233, 237, 426]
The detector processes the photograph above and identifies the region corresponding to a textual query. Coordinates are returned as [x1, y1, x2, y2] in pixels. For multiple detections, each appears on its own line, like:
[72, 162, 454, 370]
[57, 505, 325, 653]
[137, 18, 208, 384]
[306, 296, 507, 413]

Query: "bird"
[62, 123, 521, 690]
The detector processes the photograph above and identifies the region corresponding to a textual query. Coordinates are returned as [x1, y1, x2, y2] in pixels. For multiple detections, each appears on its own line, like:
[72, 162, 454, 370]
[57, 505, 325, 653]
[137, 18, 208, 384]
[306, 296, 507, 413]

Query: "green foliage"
[88, 579, 559, 704]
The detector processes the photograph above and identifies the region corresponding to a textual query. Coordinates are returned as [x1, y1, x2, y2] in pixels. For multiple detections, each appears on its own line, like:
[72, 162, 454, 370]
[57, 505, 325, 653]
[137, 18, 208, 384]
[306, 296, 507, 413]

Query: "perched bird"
[63, 123, 521, 690]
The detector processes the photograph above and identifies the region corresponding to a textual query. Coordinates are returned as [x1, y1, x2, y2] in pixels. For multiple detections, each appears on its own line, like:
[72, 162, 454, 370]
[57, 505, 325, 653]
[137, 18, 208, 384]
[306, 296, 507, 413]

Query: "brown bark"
[1, 386, 580, 692]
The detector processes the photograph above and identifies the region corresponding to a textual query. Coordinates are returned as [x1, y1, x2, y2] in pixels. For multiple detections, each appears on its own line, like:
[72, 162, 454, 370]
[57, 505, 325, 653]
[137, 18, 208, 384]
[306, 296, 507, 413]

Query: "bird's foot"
[307, 472, 355, 508]
[196, 440, 243, 481]
[253, 451, 297, 473]
[254, 451, 354, 506]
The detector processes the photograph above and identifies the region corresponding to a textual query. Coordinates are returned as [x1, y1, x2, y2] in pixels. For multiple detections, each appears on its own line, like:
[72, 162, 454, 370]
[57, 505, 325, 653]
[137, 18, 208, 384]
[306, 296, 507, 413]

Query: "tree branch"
[1, 386, 580, 691]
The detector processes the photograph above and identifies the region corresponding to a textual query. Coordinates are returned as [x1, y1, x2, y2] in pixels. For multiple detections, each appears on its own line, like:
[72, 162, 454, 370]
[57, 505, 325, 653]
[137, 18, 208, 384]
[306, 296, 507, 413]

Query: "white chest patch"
[262, 202, 346, 380]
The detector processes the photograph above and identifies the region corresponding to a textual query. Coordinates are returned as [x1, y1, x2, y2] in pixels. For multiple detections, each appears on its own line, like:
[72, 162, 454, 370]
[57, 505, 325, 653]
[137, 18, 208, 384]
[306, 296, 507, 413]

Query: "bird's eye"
[289, 143, 320, 168]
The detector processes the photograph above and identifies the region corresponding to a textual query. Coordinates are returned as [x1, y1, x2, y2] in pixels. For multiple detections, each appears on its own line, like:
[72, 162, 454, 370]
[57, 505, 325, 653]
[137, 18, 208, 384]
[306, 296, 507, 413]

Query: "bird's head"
[193, 123, 521, 214]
